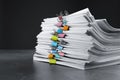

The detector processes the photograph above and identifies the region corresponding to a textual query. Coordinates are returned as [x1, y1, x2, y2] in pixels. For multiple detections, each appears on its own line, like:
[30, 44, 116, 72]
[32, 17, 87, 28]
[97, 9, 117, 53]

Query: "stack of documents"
[33, 8, 120, 70]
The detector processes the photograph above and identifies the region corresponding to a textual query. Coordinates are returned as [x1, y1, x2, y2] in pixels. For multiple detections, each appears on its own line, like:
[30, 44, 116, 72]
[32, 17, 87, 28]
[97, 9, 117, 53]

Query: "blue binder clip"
[51, 50, 57, 53]
[57, 29, 63, 34]
[54, 53, 60, 59]
[57, 45, 63, 50]
[51, 41, 58, 47]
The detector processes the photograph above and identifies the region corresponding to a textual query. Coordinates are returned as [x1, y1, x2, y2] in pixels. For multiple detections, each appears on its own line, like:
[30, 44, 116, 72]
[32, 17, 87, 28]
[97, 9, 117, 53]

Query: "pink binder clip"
[58, 33, 66, 38]
[55, 22, 63, 27]
[59, 52, 65, 56]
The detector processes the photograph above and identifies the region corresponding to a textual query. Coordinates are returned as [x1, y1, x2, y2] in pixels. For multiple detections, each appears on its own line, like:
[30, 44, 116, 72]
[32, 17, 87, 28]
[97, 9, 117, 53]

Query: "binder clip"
[62, 19, 67, 25]
[57, 45, 63, 50]
[58, 33, 66, 38]
[51, 41, 58, 47]
[60, 40, 68, 45]
[54, 53, 60, 59]
[59, 52, 65, 56]
[62, 25, 69, 31]
[51, 35, 58, 41]
[55, 22, 63, 27]
[49, 59, 56, 64]
[57, 29, 63, 34]
[48, 53, 54, 59]
[51, 50, 58, 53]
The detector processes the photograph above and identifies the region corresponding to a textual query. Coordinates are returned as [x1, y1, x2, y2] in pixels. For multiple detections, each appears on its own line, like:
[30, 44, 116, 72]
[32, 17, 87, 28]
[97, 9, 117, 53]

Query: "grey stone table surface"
[0, 50, 120, 80]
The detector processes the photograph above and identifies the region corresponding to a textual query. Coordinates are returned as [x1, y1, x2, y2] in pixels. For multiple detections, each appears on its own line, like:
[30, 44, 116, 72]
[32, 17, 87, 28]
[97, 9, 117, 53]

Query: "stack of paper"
[86, 19, 120, 69]
[33, 8, 120, 70]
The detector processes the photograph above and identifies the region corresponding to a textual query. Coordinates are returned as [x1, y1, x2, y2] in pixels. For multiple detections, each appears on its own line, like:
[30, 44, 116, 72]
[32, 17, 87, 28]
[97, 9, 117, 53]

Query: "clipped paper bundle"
[33, 8, 120, 70]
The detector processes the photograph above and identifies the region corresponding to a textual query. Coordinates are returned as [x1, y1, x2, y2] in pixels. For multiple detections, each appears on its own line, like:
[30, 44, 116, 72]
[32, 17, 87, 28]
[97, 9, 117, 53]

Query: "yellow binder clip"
[49, 59, 56, 64]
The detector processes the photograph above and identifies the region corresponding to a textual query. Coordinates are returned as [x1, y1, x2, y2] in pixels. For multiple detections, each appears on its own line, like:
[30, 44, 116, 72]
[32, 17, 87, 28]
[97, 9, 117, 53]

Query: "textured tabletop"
[0, 50, 120, 80]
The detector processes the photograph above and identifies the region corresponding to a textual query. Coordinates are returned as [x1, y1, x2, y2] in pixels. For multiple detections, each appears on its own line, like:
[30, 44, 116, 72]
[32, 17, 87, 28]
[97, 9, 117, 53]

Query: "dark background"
[0, 0, 120, 49]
